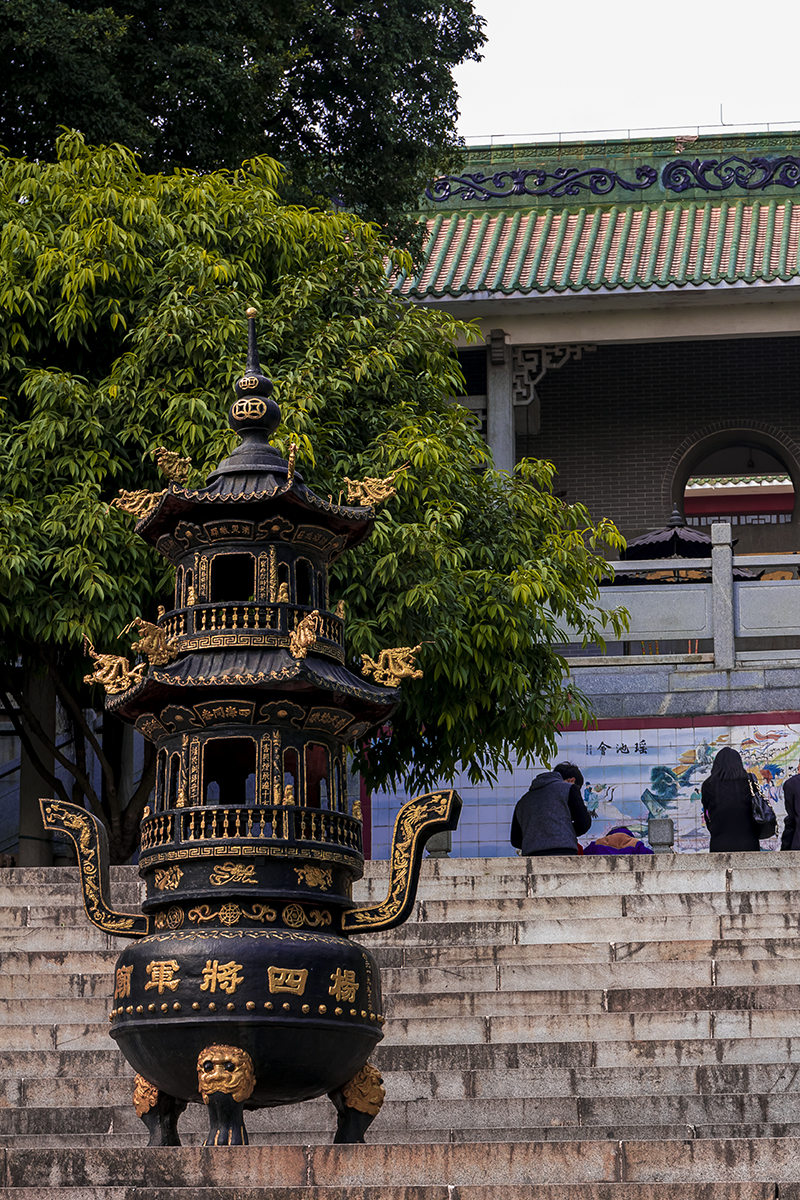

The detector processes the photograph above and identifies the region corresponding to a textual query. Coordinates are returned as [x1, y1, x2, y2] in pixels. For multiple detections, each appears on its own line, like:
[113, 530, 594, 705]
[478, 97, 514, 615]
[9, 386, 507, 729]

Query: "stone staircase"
[3, 853, 800, 1196]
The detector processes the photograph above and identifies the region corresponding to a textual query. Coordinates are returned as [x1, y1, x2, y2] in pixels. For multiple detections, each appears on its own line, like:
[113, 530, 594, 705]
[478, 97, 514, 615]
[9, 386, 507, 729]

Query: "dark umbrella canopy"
[612, 508, 756, 582]
[621, 506, 715, 560]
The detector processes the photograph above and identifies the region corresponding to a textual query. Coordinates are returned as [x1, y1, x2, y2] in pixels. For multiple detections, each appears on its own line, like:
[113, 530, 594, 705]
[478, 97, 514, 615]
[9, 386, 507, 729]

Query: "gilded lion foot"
[133, 1074, 186, 1146]
[328, 1061, 385, 1144]
[203, 1091, 249, 1146]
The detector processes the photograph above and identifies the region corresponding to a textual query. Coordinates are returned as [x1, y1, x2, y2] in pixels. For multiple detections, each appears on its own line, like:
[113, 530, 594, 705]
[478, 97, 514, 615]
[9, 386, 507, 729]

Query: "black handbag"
[749, 777, 777, 840]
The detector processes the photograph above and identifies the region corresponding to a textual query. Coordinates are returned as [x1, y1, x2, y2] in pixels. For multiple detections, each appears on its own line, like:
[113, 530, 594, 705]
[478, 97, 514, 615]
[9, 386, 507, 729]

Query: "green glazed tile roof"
[395, 198, 800, 299]
[687, 474, 792, 488]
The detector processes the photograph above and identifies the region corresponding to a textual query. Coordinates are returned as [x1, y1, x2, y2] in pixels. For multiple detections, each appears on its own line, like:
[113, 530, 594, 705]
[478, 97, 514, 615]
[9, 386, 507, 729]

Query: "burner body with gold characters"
[107, 848, 392, 1110]
[41, 313, 460, 1144]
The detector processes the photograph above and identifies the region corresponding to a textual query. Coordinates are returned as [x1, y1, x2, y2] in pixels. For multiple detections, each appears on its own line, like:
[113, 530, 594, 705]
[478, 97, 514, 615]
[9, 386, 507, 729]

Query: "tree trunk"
[18, 670, 56, 866]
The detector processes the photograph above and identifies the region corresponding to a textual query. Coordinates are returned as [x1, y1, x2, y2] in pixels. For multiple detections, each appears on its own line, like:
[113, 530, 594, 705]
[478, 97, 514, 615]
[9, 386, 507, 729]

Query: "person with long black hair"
[701, 747, 760, 852]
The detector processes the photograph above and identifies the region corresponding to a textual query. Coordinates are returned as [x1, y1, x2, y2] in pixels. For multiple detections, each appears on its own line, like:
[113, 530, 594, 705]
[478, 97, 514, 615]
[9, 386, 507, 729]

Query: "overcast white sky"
[454, 0, 800, 145]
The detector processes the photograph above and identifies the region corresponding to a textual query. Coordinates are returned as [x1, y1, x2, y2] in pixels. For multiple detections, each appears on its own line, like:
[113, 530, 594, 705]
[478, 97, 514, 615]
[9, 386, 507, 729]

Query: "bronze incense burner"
[42, 312, 460, 1145]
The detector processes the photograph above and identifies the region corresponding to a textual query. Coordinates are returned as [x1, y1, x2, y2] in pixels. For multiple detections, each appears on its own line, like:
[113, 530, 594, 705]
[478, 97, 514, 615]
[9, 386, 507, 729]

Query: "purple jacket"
[582, 825, 654, 855]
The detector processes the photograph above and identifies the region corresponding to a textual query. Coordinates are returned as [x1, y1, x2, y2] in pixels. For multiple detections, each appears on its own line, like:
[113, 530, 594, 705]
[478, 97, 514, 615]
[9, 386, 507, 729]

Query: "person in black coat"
[510, 762, 592, 856]
[701, 747, 760, 852]
[781, 762, 800, 850]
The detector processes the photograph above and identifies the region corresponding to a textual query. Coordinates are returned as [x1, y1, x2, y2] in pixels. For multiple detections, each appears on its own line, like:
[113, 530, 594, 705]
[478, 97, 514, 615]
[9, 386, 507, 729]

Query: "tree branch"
[1, 672, 105, 821]
[0, 686, 72, 807]
[45, 659, 117, 801]
[69, 708, 86, 805]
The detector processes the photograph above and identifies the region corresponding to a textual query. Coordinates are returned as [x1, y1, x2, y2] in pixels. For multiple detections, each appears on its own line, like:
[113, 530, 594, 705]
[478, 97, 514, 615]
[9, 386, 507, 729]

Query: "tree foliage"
[0, 134, 625, 859]
[260, 0, 485, 227]
[0, 0, 485, 228]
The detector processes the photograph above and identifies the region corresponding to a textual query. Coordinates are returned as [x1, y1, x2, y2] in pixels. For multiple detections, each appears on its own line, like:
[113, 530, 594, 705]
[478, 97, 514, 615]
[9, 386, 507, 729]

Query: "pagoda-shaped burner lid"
[135, 308, 374, 549]
[107, 306, 400, 726]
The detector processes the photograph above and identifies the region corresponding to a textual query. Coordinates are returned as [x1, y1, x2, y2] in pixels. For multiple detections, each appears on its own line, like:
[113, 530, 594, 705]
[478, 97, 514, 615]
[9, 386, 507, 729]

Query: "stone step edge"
[4, 1088, 799, 1113]
[10, 868, 800, 901]
[1, 852, 785, 877]
[6, 1123, 800, 1147]
[7, 1137, 800, 1186]
[7, 1032, 800, 1063]
[8, 999, 800, 1029]
[10, 934, 800, 968]
[5, 1064, 800, 1093]
[12, 888, 800, 916]
[0, 1186, 791, 1200]
[7, 1032, 800, 1080]
[12, 982, 800, 1013]
[7, 1123, 800, 1149]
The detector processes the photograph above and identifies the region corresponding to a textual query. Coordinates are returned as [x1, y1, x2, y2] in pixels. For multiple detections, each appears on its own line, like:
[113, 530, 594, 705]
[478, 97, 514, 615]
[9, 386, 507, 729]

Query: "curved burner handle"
[342, 789, 462, 933]
[40, 799, 149, 939]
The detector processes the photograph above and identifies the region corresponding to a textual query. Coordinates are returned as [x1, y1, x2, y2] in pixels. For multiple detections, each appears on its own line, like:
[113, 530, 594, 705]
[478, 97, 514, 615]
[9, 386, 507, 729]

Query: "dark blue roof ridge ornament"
[425, 154, 800, 205]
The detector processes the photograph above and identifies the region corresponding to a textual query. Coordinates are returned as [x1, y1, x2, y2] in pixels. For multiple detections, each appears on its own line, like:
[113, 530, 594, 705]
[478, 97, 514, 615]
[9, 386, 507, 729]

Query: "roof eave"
[404, 274, 800, 306]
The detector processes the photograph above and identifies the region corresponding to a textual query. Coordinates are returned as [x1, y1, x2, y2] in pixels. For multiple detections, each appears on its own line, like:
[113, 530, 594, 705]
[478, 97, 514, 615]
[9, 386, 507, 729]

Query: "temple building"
[6, 130, 800, 864]
[371, 129, 800, 858]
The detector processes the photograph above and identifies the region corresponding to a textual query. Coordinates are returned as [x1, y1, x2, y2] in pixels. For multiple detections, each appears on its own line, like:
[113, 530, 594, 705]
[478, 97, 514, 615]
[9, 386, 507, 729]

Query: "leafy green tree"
[0, 134, 625, 861]
[260, 0, 485, 229]
[0, 0, 485, 229]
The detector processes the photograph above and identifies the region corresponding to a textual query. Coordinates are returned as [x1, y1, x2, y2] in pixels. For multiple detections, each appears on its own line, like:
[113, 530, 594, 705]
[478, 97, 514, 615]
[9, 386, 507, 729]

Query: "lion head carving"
[196, 1044, 255, 1105]
[341, 1062, 385, 1116]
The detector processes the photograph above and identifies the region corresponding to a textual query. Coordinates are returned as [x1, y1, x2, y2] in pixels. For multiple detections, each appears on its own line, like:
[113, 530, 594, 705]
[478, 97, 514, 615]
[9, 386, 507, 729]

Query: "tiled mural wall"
[370, 719, 799, 858]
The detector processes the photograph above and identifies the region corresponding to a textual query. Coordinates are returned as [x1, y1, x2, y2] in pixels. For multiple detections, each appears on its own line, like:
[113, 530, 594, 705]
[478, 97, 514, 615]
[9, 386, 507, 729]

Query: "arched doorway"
[683, 443, 794, 529]
[669, 427, 799, 554]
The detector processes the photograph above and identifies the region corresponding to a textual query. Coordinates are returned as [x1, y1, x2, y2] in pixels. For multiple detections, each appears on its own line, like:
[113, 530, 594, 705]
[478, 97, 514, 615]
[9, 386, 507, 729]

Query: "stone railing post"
[426, 830, 452, 859]
[711, 521, 735, 670]
[648, 817, 674, 853]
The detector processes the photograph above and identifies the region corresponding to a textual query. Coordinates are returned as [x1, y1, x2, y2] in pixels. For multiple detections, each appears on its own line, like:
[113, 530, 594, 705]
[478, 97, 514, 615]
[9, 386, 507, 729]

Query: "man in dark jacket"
[510, 762, 593, 856]
[781, 763, 800, 850]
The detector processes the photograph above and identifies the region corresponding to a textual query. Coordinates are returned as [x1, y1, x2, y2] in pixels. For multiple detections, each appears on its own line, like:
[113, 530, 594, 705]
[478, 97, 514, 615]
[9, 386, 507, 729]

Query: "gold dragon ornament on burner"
[287, 442, 298, 485]
[121, 616, 179, 667]
[289, 610, 320, 659]
[111, 489, 166, 519]
[83, 643, 146, 695]
[360, 644, 423, 687]
[342, 463, 409, 507]
[152, 446, 192, 485]
[110, 446, 191, 519]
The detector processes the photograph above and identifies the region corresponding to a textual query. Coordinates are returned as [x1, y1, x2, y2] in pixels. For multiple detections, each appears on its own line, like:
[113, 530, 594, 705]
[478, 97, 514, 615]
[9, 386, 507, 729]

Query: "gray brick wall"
[515, 335, 800, 548]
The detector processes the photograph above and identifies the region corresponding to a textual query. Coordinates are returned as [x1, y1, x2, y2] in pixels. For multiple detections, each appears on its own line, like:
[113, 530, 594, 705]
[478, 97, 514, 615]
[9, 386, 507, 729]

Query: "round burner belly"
[109, 927, 383, 1107]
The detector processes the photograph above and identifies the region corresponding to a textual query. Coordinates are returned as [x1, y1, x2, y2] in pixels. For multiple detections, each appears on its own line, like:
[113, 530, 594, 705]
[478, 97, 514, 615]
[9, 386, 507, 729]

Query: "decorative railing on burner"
[160, 603, 344, 654]
[140, 805, 362, 856]
[140, 813, 175, 850]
